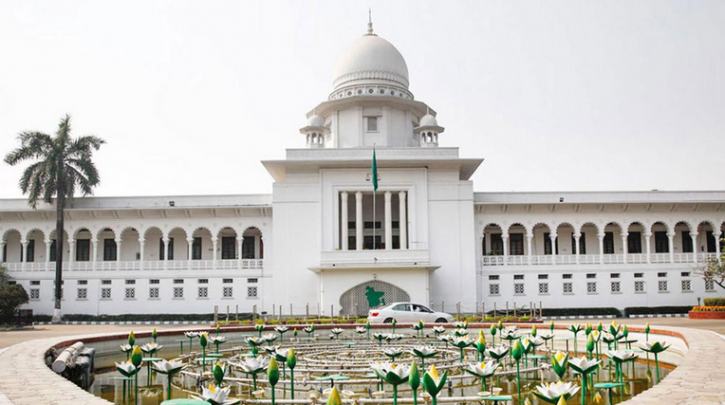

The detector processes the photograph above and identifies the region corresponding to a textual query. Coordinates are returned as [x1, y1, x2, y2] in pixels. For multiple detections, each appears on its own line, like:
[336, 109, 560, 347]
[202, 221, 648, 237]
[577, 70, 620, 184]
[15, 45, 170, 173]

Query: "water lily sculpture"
[383, 348, 404, 361]
[230, 355, 269, 390]
[130, 346, 143, 405]
[213, 361, 226, 387]
[268, 357, 280, 405]
[531, 325, 538, 337]
[512, 341, 524, 400]
[287, 348, 297, 399]
[384, 333, 405, 344]
[551, 351, 569, 381]
[449, 336, 474, 363]
[391, 318, 397, 333]
[264, 345, 281, 355]
[533, 381, 581, 404]
[373, 332, 387, 346]
[410, 346, 439, 369]
[489, 324, 497, 346]
[501, 326, 521, 342]
[433, 326, 445, 338]
[330, 328, 344, 340]
[640, 341, 670, 383]
[262, 332, 278, 343]
[453, 320, 468, 329]
[409, 362, 421, 405]
[366, 320, 371, 340]
[644, 323, 650, 342]
[192, 384, 240, 405]
[421, 365, 448, 405]
[303, 324, 315, 337]
[465, 361, 498, 391]
[412, 320, 425, 338]
[591, 330, 602, 360]
[128, 331, 136, 347]
[255, 323, 265, 338]
[540, 332, 555, 350]
[568, 357, 601, 405]
[275, 325, 289, 342]
[568, 324, 584, 356]
[486, 346, 509, 365]
[116, 360, 138, 378]
[119, 343, 134, 360]
[454, 328, 469, 337]
[606, 350, 638, 384]
[199, 332, 210, 374]
[185, 331, 199, 354]
[210, 336, 227, 354]
[327, 386, 342, 405]
[371, 362, 410, 405]
[152, 329, 158, 342]
[355, 326, 367, 338]
[152, 359, 186, 400]
[475, 330, 487, 361]
[140, 341, 162, 356]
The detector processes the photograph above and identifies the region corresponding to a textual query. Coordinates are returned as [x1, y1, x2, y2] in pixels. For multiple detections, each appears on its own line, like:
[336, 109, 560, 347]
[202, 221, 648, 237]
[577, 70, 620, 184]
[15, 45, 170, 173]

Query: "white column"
[212, 237, 218, 269]
[502, 234, 509, 266]
[91, 239, 98, 267]
[621, 233, 628, 264]
[139, 238, 145, 270]
[715, 232, 722, 264]
[187, 238, 194, 270]
[550, 234, 558, 265]
[237, 237, 244, 269]
[668, 233, 675, 263]
[398, 191, 407, 250]
[526, 234, 533, 265]
[691, 233, 699, 263]
[68, 240, 75, 268]
[163, 237, 170, 270]
[597, 233, 604, 265]
[19, 240, 25, 263]
[355, 192, 363, 250]
[44, 239, 51, 271]
[645, 233, 652, 264]
[384, 191, 392, 250]
[115, 238, 122, 271]
[341, 191, 349, 250]
[573, 233, 581, 265]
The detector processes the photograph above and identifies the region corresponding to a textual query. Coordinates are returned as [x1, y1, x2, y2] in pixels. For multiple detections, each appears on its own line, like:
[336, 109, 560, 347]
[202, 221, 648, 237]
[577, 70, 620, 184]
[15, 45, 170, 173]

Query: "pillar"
[573, 233, 581, 265]
[44, 239, 51, 271]
[550, 234, 558, 265]
[668, 233, 675, 263]
[398, 191, 407, 250]
[212, 237, 218, 269]
[341, 191, 349, 250]
[691, 233, 699, 263]
[502, 234, 509, 266]
[237, 237, 244, 269]
[163, 237, 170, 270]
[115, 238, 122, 270]
[621, 233, 628, 264]
[19, 240, 25, 263]
[139, 238, 145, 270]
[384, 191, 392, 250]
[715, 232, 722, 264]
[645, 233, 652, 264]
[526, 234, 533, 265]
[597, 233, 604, 265]
[187, 238, 194, 269]
[91, 239, 98, 270]
[68, 240, 75, 267]
[355, 192, 363, 250]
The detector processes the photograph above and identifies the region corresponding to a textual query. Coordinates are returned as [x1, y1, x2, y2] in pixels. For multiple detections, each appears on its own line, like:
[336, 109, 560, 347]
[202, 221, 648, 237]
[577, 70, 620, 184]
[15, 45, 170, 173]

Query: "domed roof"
[307, 114, 325, 127]
[419, 113, 437, 127]
[332, 33, 409, 92]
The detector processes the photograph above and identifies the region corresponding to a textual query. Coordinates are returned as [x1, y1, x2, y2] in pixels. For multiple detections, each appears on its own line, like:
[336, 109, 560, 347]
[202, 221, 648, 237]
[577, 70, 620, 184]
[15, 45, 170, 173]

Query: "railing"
[481, 252, 720, 266]
[1, 259, 264, 272]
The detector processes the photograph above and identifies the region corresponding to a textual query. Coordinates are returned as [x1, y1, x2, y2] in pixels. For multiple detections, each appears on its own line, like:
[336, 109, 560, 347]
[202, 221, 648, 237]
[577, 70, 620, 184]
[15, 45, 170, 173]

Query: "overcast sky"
[1, 1, 724, 199]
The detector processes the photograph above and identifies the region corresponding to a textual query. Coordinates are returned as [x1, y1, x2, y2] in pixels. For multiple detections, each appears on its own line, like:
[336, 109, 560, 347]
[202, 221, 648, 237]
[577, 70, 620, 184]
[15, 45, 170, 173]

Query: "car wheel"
[435, 318, 447, 323]
[384, 318, 394, 324]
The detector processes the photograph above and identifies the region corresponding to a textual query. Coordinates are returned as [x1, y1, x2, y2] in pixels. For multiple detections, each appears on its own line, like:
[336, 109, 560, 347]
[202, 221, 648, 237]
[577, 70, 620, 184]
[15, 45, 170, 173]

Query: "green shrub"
[285, 318, 299, 325]
[538, 307, 623, 318]
[464, 316, 480, 323]
[268, 319, 280, 325]
[357, 318, 368, 324]
[624, 306, 692, 316]
[518, 316, 531, 322]
[704, 297, 725, 306]
[318, 318, 332, 324]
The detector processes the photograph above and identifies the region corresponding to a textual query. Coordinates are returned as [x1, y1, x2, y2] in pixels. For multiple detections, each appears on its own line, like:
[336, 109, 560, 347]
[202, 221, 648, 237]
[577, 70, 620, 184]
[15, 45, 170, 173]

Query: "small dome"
[419, 113, 437, 127]
[307, 114, 325, 127]
[332, 34, 409, 91]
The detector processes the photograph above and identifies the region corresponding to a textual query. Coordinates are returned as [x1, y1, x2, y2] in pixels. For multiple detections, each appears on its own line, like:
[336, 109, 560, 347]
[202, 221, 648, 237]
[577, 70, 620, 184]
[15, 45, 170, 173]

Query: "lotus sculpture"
[640, 341, 670, 382]
[410, 346, 439, 369]
[275, 325, 289, 342]
[330, 328, 344, 340]
[533, 381, 581, 404]
[465, 361, 498, 391]
[230, 355, 269, 390]
[551, 351, 569, 381]
[371, 362, 410, 405]
[383, 347, 404, 361]
[606, 350, 638, 384]
[152, 359, 186, 400]
[486, 346, 509, 365]
[210, 335, 227, 354]
[192, 384, 240, 405]
[568, 357, 601, 405]
[255, 323, 265, 338]
[421, 365, 448, 405]
[568, 324, 584, 356]
[449, 336, 474, 363]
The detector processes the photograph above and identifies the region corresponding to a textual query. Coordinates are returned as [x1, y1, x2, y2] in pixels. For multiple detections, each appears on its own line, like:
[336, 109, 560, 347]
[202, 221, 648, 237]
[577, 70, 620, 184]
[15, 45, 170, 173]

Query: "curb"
[542, 315, 616, 320]
[627, 314, 688, 318]
[33, 320, 209, 326]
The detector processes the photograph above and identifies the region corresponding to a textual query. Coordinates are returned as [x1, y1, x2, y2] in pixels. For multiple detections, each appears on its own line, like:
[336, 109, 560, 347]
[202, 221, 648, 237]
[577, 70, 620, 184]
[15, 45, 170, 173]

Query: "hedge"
[623, 306, 692, 316]
[33, 313, 253, 323]
[704, 297, 725, 306]
[538, 307, 623, 317]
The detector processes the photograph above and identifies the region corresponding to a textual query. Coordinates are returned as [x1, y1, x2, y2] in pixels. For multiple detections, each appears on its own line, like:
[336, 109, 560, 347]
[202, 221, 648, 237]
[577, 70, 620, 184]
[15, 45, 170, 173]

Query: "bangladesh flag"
[371, 147, 378, 191]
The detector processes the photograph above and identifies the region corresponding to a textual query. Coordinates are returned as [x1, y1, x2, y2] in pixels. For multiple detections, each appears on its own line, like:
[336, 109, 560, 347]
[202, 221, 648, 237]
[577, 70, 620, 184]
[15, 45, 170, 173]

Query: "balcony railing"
[2, 259, 264, 272]
[482, 253, 719, 266]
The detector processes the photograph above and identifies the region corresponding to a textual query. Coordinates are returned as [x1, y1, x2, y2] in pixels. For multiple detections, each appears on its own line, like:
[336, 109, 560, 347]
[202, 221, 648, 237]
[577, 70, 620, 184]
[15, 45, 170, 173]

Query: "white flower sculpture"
[192, 384, 240, 405]
[533, 381, 580, 404]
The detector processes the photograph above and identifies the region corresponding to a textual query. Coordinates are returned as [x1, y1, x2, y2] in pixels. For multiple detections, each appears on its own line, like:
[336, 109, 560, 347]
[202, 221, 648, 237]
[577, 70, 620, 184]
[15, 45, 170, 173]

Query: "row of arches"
[0, 225, 265, 264]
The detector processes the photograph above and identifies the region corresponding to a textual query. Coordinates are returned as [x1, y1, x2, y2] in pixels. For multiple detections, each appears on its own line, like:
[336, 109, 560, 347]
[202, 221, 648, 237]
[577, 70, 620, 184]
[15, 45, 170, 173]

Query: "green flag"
[371, 147, 378, 191]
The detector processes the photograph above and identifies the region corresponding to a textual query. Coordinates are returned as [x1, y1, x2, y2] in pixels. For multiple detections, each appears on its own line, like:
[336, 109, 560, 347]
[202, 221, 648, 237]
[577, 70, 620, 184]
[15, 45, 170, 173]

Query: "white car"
[367, 302, 454, 324]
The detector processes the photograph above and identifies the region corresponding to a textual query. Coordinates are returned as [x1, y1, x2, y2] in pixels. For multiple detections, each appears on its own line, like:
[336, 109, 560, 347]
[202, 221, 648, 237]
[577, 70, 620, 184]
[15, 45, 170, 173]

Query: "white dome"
[419, 113, 437, 127]
[332, 34, 409, 91]
[307, 114, 325, 127]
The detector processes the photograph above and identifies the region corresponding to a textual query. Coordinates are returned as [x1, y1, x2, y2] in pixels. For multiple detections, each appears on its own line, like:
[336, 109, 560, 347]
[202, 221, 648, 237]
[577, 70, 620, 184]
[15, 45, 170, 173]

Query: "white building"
[2, 23, 723, 317]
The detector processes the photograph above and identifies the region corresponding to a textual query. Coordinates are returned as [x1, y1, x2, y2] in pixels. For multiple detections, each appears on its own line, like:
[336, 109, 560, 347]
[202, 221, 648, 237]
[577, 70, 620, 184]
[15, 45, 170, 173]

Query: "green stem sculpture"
[511, 341, 523, 401]
[268, 358, 279, 405]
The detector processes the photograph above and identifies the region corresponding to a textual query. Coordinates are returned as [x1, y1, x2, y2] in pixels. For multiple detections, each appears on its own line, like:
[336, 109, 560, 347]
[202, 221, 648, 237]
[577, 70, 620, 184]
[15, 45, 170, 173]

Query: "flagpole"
[373, 189, 376, 250]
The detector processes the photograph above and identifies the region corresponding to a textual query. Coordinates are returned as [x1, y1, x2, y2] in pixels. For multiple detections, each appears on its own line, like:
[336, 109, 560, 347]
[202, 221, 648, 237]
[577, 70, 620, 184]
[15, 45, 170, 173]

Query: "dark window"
[682, 231, 693, 253]
[392, 235, 400, 249]
[221, 237, 236, 259]
[544, 233, 558, 255]
[50, 240, 56, 261]
[510, 234, 524, 255]
[572, 234, 586, 254]
[159, 238, 174, 260]
[76, 239, 91, 261]
[707, 231, 716, 253]
[363, 235, 382, 250]
[628, 232, 642, 253]
[2, 243, 6, 262]
[348, 236, 357, 250]
[242, 237, 255, 259]
[490, 234, 503, 255]
[363, 221, 382, 229]
[26, 240, 35, 262]
[655, 231, 669, 253]
[603, 232, 614, 254]
[103, 239, 117, 261]
[192, 237, 202, 260]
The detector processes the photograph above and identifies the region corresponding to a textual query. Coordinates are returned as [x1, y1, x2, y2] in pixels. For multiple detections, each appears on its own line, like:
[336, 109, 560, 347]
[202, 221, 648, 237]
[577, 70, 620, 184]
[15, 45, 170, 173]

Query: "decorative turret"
[414, 111, 444, 147]
[299, 114, 329, 148]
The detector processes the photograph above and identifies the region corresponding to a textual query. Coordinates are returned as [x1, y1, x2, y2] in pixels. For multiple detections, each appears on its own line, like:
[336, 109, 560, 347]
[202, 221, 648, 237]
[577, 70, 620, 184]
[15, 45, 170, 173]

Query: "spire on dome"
[366, 9, 375, 36]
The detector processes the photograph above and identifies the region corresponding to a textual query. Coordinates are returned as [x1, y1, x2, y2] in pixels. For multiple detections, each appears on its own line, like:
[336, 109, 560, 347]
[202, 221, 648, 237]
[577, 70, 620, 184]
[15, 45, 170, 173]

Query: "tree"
[697, 255, 725, 291]
[4, 115, 105, 323]
[0, 284, 29, 325]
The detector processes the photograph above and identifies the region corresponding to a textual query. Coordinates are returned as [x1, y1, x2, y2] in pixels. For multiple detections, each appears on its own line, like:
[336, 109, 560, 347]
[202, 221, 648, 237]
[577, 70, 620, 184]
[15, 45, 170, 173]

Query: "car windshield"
[412, 304, 432, 313]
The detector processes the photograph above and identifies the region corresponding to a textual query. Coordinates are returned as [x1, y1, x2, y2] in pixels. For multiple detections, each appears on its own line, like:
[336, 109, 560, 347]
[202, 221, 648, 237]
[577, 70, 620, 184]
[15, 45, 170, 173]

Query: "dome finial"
[366, 8, 375, 35]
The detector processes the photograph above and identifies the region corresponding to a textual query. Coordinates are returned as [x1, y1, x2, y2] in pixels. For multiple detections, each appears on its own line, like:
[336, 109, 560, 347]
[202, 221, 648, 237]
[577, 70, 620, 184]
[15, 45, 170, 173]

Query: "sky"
[1, 1, 724, 199]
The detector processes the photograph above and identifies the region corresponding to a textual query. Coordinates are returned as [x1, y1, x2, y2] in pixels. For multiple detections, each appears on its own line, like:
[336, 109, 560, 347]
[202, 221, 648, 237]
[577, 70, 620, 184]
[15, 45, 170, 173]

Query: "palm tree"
[4, 115, 105, 323]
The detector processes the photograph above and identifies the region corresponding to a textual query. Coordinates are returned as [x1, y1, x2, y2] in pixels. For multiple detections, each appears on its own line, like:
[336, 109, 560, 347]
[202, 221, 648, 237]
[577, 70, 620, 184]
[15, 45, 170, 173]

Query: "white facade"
[2, 24, 723, 316]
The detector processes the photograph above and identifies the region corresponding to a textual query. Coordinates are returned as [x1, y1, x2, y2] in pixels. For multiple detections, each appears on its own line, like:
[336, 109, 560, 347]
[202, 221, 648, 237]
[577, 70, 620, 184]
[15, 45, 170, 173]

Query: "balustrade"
[480, 252, 715, 266]
[2, 259, 263, 272]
